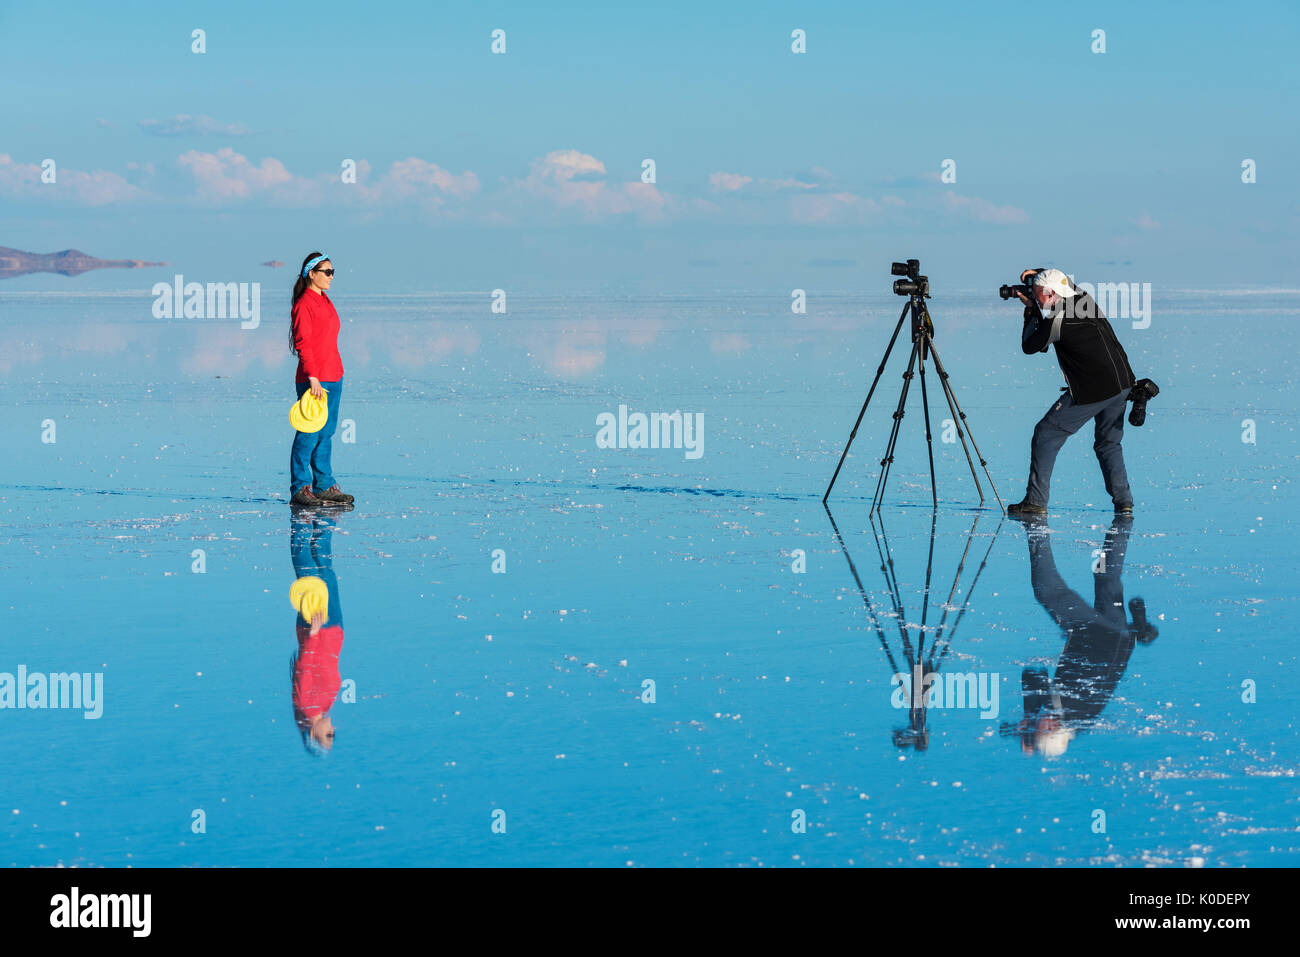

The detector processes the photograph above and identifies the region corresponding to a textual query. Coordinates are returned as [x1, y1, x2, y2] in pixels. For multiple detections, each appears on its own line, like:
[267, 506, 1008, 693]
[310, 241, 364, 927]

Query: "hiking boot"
[316, 484, 355, 505]
[1007, 499, 1047, 518]
[291, 485, 324, 507]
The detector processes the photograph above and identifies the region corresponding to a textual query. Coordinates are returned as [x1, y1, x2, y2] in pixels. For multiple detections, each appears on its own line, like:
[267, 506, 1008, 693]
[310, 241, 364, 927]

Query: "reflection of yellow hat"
[290, 575, 330, 621]
[289, 389, 329, 433]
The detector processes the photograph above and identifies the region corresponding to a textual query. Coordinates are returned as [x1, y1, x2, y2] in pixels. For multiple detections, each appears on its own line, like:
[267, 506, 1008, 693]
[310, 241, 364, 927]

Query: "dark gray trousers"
[1025, 389, 1132, 508]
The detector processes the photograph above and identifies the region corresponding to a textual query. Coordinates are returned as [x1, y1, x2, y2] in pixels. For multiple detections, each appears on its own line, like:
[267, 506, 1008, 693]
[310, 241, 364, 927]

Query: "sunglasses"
[313, 268, 335, 276]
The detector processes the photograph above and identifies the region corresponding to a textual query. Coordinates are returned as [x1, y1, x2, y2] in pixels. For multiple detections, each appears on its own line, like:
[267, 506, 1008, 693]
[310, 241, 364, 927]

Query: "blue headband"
[302, 254, 329, 278]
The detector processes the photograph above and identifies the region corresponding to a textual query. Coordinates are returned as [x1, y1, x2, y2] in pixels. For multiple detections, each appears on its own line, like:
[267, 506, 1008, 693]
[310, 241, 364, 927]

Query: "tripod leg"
[917, 509, 938, 664]
[928, 341, 1005, 512]
[928, 513, 980, 661]
[869, 513, 914, 662]
[933, 517, 1004, 667]
[934, 346, 1005, 513]
[825, 503, 905, 677]
[917, 336, 939, 508]
[871, 337, 920, 516]
[823, 303, 911, 503]
[931, 348, 984, 505]
[870, 512, 908, 623]
[875, 339, 921, 514]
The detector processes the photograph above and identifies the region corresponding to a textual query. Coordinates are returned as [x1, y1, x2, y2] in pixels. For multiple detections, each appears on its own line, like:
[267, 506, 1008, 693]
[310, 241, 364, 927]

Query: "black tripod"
[823, 260, 1004, 514]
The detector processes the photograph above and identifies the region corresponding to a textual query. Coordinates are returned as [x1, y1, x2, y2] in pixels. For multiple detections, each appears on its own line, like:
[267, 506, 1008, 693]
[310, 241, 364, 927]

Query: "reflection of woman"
[290, 511, 346, 754]
[289, 251, 355, 508]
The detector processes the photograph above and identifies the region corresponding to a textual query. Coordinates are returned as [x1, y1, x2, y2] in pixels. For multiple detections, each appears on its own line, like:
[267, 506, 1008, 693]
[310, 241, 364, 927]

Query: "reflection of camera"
[1129, 597, 1159, 644]
[999, 283, 1033, 300]
[1127, 378, 1160, 427]
[891, 259, 929, 297]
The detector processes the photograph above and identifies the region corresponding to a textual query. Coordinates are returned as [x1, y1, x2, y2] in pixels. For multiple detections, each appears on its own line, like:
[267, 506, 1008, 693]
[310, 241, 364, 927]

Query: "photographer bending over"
[1008, 268, 1147, 517]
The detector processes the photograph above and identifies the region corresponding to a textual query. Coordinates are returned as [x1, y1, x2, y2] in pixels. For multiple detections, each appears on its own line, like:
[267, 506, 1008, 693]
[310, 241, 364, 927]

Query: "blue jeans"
[1025, 389, 1132, 508]
[290, 511, 343, 629]
[290, 379, 342, 495]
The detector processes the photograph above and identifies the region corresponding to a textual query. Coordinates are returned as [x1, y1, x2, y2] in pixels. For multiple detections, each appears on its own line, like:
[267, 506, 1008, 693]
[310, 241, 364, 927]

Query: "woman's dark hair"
[289, 250, 327, 357]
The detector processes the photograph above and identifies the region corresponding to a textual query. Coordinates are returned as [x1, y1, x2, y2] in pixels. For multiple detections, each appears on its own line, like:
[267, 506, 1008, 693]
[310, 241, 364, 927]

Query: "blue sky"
[2, 0, 1296, 290]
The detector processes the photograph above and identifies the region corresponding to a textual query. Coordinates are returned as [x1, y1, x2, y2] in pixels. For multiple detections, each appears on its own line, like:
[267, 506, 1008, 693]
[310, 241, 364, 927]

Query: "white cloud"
[765, 177, 819, 191]
[709, 172, 753, 192]
[175, 149, 477, 210]
[369, 157, 479, 200]
[709, 170, 825, 193]
[0, 153, 145, 205]
[942, 191, 1029, 225]
[178, 148, 297, 200]
[530, 149, 607, 184]
[140, 114, 253, 137]
[790, 192, 880, 224]
[512, 150, 666, 220]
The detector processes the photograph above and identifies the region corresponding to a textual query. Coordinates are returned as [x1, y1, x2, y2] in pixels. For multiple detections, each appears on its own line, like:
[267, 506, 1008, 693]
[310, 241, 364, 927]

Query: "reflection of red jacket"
[293, 623, 344, 719]
[292, 290, 344, 383]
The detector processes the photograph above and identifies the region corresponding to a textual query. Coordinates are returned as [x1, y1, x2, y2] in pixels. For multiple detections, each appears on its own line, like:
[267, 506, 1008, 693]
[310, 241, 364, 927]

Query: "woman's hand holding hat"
[289, 388, 330, 433]
[289, 575, 330, 622]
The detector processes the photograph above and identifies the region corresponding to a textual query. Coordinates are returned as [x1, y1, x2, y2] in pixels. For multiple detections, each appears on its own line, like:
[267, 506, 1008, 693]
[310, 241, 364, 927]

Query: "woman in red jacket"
[289, 251, 355, 507]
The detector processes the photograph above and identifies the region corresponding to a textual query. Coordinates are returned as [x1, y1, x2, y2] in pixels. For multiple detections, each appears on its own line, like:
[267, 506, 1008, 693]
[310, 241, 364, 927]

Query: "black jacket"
[1022, 290, 1135, 404]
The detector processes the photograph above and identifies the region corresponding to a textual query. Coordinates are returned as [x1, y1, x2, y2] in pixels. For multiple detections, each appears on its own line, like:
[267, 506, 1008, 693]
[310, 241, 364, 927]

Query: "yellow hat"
[289, 388, 329, 433]
[290, 575, 330, 622]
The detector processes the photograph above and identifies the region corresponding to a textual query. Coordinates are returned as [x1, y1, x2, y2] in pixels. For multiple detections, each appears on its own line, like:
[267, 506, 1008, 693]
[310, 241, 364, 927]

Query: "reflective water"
[1, 283, 1295, 866]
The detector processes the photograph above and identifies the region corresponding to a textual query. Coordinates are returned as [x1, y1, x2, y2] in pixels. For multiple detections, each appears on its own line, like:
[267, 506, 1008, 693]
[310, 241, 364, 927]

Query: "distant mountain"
[262, 260, 285, 268]
[0, 247, 167, 280]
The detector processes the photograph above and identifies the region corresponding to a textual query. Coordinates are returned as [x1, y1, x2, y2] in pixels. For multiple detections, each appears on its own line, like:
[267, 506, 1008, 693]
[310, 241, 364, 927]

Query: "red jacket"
[293, 623, 344, 719]
[292, 290, 344, 383]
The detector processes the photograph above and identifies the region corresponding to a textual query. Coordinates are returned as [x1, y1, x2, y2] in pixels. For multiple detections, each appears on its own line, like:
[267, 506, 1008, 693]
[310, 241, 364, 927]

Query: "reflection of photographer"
[1001, 268, 1156, 516]
[1007, 515, 1158, 757]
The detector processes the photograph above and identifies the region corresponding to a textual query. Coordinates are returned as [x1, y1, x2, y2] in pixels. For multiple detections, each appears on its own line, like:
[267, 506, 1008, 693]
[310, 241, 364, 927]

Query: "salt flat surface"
[0, 286, 1294, 866]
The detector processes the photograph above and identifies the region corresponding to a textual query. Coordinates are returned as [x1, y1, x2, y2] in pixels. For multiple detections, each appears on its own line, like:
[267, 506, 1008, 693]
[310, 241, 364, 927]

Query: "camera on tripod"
[823, 257, 1003, 513]
[891, 259, 929, 297]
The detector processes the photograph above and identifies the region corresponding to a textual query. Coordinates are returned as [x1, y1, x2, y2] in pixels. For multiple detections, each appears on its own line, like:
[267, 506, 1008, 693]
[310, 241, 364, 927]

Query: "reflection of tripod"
[824, 262, 1004, 515]
[825, 504, 1002, 750]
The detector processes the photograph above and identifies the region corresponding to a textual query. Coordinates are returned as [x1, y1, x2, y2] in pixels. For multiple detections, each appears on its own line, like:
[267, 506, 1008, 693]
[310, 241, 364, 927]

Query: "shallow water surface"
[0, 287, 1295, 865]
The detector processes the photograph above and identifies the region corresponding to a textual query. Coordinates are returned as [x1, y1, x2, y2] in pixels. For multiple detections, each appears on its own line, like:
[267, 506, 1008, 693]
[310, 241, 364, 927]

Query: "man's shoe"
[1115, 503, 1133, 515]
[291, 485, 324, 507]
[1007, 499, 1047, 517]
[316, 485, 355, 505]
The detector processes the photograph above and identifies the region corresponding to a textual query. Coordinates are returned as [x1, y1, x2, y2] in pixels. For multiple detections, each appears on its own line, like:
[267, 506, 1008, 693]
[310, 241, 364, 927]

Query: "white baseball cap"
[1034, 268, 1077, 298]
[1035, 726, 1074, 757]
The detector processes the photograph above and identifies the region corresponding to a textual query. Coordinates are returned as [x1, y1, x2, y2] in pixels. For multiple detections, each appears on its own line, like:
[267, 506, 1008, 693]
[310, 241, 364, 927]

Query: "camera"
[1127, 378, 1159, 427]
[999, 283, 1033, 300]
[891, 259, 929, 297]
